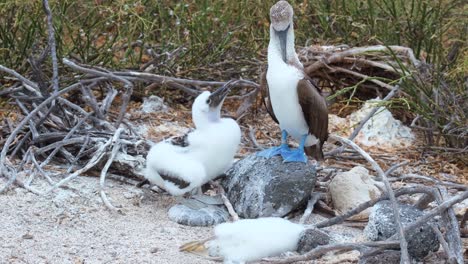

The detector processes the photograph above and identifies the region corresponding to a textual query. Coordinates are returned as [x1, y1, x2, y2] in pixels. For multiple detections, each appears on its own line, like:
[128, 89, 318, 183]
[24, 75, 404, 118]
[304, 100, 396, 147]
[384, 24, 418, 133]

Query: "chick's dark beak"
[275, 25, 290, 63]
[208, 81, 235, 108]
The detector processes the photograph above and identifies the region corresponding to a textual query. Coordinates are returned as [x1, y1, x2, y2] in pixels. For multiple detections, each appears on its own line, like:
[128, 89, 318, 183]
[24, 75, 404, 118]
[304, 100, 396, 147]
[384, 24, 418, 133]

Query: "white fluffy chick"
[206, 217, 305, 264]
[144, 81, 241, 196]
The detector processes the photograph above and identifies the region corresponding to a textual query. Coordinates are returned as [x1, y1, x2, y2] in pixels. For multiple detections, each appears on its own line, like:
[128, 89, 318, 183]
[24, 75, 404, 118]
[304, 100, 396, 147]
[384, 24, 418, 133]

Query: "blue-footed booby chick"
[144, 81, 241, 196]
[257, 0, 328, 163]
[180, 217, 305, 264]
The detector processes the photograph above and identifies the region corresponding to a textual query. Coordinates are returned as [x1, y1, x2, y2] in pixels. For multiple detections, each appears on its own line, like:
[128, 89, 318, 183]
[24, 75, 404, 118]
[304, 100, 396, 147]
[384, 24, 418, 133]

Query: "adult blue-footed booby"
[258, 0, 328, 163]
[144, 81, 241, 196]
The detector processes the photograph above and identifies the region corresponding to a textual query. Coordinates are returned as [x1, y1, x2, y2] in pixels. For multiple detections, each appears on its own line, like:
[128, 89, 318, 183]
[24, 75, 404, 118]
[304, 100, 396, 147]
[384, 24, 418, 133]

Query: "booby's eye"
[206, 98, 212, 105]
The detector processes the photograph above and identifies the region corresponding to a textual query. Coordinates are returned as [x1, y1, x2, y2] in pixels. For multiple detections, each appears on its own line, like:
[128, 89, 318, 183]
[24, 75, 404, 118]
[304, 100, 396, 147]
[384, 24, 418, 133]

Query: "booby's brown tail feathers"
[305, 144, 324, 161]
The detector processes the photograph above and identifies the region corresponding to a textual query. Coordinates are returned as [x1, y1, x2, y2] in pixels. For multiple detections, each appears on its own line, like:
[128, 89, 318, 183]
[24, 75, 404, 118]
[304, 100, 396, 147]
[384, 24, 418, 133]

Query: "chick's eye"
[206, 98, 211, 104]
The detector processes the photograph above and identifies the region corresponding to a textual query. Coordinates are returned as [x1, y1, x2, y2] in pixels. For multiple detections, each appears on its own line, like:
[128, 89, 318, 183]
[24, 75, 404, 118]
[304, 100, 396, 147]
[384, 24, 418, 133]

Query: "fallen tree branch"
[0, 64, 41, 97]
[299, 192, 325, 224]
[431, 225, 456, 264]
[99, 128, 124, 213]
[314, 186, 437, 228]
[328, 135, 410, 263]
[303, 45, 419, 75]
[437, 187, 464, 264]
[62, 58, 133, 128]
[264, 241, 399, 264]
[211, 181, 239, 221]
[364, 190, 468, 260]
[42, 0, 59, 94]
[0, 81, 88, 192]
[389, 173, 467, 190]
[44, 137, 113, 193]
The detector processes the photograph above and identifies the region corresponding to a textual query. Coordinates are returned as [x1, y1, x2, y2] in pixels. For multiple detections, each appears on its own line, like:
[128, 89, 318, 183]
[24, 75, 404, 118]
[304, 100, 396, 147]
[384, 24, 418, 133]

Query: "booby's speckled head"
[192, 81, 235, 128]
[270, 1, 293, 31]
[270, 1, 294, 63]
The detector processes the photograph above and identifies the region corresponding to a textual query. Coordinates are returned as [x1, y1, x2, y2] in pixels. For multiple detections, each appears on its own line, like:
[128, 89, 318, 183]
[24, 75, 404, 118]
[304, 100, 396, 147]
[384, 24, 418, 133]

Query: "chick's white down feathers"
[207, 217, 305, 264]
[144, 91, 241, 196]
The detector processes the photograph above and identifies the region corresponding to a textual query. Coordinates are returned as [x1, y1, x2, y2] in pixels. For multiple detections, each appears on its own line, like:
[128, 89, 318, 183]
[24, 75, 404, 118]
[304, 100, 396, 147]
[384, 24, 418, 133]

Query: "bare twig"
[0, 82, 85, 192]
[45, 137, 113, 193]
[389, 173, 467, 190]
[329, 135, 410, 264]
[384, 161, 409, 176]
[99, 128, 124, 213]
[437, 187, 464, 264]
[326, 84, 400, 157]
[431, 225, 457, 264]
[0, 65, 41, 97]
[299, 192, 325, 224]
[333, 67, 395, 91]
[364, 190, 468, 259]
[211, 181, 239, 221]
[264, 241, 399, 264]
[248, 126, 262, 150]
[314, 186, 436, 228]
[42, 0, 59, 93]
[62, 58, 133, 128]
[304, 45, 419, 75]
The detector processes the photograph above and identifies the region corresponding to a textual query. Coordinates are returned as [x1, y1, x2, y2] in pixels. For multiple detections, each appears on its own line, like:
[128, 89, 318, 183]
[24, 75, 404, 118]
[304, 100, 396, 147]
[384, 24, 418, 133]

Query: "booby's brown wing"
[297, 78, 328, 160]
[260, 69, 279, 124]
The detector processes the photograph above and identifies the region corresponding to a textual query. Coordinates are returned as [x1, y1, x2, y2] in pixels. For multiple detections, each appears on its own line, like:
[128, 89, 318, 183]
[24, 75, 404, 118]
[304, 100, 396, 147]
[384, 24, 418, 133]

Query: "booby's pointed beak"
[275, 25, 289, 63]
[208, 80, 235, 108]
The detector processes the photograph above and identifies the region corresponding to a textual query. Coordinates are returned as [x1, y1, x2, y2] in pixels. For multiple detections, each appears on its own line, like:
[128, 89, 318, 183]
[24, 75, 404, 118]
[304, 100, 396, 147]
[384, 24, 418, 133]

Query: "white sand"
[0, 176, 214, 264]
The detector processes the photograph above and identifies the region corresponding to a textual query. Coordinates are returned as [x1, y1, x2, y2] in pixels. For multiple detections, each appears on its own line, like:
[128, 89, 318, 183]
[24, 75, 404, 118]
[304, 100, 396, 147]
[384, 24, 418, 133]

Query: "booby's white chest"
[267, 62, 309, 140]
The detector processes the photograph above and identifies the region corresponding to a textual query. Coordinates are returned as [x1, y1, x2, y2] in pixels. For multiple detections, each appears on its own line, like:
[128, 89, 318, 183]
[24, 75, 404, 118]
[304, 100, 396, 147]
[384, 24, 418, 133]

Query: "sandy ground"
[0, 173, 368, 264]
[2, 173, 458, 263]
[0, 176, 213, 264]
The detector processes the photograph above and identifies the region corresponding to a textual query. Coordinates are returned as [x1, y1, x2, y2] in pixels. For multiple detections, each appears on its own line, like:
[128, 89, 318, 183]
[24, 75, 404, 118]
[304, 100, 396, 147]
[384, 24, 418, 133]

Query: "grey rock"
[359, 250, 400, 264]
[223, 154, 316, 218]
[364, 201, 439, 260]
[297, 228, 330, 254]
[168, 203, 229, 227]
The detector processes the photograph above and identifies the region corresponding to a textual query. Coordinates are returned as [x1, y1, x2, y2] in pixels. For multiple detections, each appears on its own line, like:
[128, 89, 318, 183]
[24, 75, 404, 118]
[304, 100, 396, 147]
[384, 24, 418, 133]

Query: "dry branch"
[302, 45, 419, 75]
[42, 0, 59, 94]
[326, 83, 400, 157]
[299, 192, 325, 224]
[99, 128, 124, 213]
[329, 135, 410, 263]
[0, 65, 41, 96]
[265, 241, 399, 264]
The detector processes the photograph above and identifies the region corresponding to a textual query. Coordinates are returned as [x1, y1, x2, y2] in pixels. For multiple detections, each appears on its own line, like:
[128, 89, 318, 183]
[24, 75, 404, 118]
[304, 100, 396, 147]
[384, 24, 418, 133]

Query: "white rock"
[328, 114, 347, 133]
[348, 98, 414, 148]
[141, 95, 168, 113]
[329, 166, 383, 220]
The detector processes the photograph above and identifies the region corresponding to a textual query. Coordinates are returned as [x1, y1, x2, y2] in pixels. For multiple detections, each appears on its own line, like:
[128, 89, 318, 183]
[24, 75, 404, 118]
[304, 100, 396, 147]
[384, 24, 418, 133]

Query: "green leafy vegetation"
[0, 0, 466, 147]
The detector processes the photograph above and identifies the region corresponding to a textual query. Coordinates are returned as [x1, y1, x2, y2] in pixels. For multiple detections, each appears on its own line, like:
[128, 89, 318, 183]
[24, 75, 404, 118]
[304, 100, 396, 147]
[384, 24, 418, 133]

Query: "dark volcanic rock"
[364, 201, 439, 260]
[359, 250, 401, 264]
[223, 154, 316, 218]
[168, 203, 228, 227]
[297, 228, 330, 254]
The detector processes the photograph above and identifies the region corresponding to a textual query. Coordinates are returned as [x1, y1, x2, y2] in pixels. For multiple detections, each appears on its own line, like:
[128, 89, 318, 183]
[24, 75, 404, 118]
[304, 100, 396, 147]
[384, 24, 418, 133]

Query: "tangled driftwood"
[0, 1, 466, 263]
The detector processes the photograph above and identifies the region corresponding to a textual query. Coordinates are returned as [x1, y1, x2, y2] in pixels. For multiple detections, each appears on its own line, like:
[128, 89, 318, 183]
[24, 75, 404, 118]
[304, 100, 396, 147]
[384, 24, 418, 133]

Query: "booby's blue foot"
[257, 130, 290, 158]
[282, 148, 307, 163]
[281, 133, 308, 163]
[257, 144, 290, 158]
